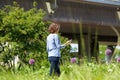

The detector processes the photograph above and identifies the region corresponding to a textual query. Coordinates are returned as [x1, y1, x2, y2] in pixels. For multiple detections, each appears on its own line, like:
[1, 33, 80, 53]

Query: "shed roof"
[45, 1, 120, 26]
[44, 1, 120, 37]
[62, 0, 120, 7]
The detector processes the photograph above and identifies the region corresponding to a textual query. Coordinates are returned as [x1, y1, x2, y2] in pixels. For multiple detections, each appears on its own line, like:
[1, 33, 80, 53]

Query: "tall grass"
[0, 63, 120, 80]
[60, 63, 120, 80]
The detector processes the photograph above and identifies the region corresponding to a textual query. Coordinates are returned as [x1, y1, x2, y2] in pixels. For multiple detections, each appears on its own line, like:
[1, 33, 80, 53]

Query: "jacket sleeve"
[54, 34, 65, 49]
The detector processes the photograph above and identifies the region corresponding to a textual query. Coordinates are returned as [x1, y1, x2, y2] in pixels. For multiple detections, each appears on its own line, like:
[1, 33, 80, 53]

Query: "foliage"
[0, 2, 71, 70]
[60, 35, 71, 64]
[99, 45, 107, 61]
[60, 63, 120, 80]
[0, 2, 47, 69]
[0, 63, 120, 80]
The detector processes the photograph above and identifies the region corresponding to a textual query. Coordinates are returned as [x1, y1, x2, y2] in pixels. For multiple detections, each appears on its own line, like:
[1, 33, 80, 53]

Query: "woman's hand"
[64, 39, 72, 46]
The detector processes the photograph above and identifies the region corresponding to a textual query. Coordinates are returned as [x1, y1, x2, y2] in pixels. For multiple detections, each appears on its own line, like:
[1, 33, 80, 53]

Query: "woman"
[46, 22, 71, 76]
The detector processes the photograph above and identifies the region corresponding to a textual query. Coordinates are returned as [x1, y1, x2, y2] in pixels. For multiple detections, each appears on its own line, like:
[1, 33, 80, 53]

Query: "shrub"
[0, 2, 71, 71]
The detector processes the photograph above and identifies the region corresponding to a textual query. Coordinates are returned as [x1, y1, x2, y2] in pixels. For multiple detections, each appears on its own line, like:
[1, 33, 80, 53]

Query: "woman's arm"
[54, 34, 65, 49]
[54, 34, 72, 49]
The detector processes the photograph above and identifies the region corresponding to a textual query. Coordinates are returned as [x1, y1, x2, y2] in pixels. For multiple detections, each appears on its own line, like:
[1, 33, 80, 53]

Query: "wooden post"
[91, 36, 99, 63]
[78, 37, 81, 64]
[86, 34, 92, 62]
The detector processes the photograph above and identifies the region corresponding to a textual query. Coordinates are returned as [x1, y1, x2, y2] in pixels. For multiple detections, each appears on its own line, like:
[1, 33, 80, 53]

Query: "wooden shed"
[44, 0, 120, 62]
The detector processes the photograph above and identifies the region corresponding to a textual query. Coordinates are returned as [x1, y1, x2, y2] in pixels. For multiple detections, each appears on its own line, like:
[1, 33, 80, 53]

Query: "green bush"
[0, 2, 71, 71]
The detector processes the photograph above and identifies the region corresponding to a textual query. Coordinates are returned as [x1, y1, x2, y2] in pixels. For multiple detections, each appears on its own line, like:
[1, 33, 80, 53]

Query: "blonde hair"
[48, 22, 60, 33]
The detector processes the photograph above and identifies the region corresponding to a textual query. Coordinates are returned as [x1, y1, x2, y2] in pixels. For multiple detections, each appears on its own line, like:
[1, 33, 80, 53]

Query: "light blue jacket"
[46, 33, 65, 57]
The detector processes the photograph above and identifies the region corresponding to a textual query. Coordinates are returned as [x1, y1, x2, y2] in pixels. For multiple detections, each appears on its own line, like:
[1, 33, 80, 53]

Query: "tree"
[0, 2, 71, 70]
[0, 2, 49, 69]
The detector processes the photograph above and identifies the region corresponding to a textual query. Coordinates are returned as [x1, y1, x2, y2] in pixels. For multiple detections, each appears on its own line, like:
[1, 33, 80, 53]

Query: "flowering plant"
[105, 49, 112, 55]
[117, 57, 120, 62]
[71, 57, 76, 63]
[29, 59, 35, 65]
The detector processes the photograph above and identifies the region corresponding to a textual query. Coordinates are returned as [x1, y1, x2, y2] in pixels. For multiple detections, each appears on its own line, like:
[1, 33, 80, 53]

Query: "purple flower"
[71, 57, 76, 63]
[105, 49, 112, 55]
[117, 57, 120, 62]
[29, 59, 35, 65]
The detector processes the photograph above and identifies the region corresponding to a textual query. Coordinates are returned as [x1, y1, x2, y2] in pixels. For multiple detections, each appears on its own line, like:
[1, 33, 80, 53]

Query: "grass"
[0, 63, 120, 80]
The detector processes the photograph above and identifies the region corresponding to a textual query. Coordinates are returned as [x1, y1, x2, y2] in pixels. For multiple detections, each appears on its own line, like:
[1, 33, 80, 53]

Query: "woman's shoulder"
[53, 34, 58, 38]
[47, 33, 58, 38]
[49, 33, 58, 36]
